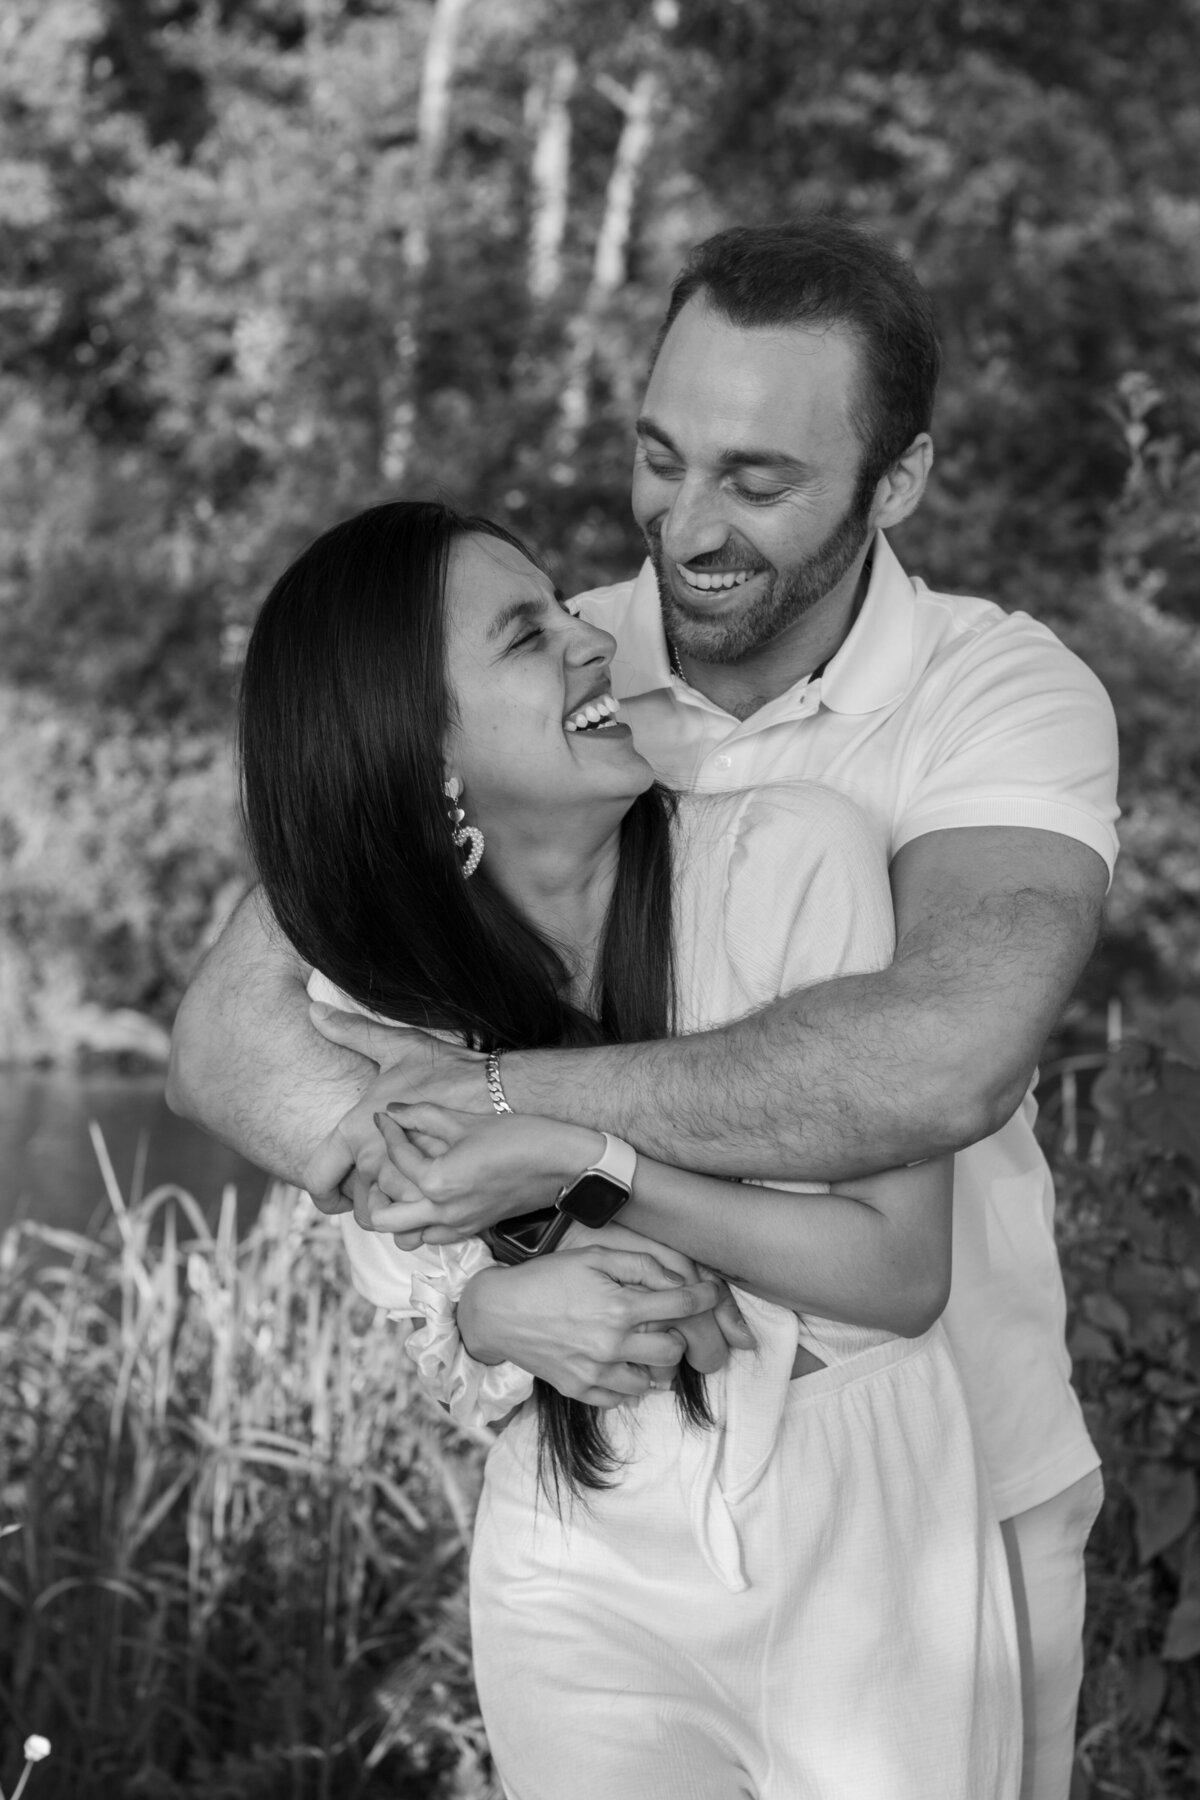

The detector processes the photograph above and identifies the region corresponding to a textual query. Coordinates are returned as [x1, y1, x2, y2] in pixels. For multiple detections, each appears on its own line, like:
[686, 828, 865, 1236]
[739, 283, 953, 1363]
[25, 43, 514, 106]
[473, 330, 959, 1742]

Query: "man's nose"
[659, 479, 730, 568]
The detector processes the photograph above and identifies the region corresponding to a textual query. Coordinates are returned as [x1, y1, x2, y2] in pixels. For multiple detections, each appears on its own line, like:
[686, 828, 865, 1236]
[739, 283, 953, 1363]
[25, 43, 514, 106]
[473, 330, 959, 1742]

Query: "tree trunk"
[382, 0, 471, 483]
[527, 49, 577, 305]
[555, 68, 659, 463]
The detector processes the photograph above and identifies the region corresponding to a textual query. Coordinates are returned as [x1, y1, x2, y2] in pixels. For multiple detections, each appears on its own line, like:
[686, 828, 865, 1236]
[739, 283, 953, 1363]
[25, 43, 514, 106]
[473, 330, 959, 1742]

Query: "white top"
[310, 783, 903, 1463]
[577, 531, 1115, 1514]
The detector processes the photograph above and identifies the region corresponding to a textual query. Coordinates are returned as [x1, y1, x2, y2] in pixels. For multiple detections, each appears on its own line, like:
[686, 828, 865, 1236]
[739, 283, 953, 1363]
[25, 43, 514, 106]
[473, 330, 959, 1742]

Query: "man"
[169, 218, 1118, 1799]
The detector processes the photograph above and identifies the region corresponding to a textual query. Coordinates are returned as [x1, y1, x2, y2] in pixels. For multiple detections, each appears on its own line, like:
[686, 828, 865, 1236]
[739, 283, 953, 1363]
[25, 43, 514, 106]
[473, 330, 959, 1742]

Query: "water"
[0, 1067, 272, 1239]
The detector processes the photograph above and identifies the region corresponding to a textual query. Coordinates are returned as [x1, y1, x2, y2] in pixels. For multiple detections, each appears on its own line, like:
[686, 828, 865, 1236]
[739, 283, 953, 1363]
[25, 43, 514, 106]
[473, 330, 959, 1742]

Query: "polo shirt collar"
[818, 531, 916, 714]
[612, 529, 916, 715]
[608, 559, 675, 700]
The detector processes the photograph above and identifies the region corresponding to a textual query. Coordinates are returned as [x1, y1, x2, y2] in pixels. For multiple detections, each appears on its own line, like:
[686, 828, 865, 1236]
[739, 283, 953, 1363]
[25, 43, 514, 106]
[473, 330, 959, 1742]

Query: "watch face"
[486, 1206, 565, 1264]
[558, 1171, 629, 1229]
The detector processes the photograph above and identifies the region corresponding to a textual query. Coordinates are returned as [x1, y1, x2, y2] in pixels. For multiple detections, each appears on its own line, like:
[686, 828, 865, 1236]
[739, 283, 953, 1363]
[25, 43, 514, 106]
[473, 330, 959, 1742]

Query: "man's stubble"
[646, 488, 874, 667]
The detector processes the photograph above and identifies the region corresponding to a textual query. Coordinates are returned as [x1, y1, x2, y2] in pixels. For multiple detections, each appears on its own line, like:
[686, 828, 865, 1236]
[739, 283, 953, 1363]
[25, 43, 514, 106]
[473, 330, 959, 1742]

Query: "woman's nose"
[565, 617, 616, 666]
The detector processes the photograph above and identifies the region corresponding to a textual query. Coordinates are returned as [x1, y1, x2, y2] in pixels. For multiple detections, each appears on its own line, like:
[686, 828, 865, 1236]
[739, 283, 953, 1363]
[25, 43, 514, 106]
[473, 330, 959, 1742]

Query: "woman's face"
[442, 533, 655, 840]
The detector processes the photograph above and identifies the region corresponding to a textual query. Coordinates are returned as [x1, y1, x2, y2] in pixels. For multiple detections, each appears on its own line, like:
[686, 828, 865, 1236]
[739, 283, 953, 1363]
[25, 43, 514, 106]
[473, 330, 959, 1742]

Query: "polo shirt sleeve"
[893, 613, 1120, 874]
[719, 784, 896, 1004]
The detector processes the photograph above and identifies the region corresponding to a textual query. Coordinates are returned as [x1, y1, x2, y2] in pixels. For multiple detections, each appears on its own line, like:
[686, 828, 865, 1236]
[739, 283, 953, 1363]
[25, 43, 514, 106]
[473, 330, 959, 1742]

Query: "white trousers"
[471, 1327, 1021, 1800]
[1001, 1467, 1105, 1800]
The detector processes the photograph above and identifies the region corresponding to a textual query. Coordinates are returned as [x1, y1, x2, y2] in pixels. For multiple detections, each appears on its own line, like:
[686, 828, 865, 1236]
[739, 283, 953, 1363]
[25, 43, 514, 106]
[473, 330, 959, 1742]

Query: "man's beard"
[647, 490, 873, 666]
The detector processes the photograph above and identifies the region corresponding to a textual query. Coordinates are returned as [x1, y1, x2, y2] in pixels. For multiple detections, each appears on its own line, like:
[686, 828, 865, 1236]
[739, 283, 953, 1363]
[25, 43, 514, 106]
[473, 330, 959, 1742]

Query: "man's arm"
[318, 824, 1107, 1180]
[166, 887, 377, 1185]
[500, 825, 1107, 1177]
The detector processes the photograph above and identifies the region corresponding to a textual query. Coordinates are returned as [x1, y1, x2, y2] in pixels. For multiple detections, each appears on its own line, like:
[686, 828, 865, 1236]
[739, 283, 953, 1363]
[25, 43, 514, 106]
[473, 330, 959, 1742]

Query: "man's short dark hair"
[655, 217, 941, 500]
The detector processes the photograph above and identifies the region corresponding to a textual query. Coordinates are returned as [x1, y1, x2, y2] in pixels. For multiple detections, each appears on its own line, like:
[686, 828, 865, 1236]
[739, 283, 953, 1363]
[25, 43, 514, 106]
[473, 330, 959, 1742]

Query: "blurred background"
[2, 3, 1199, 1795]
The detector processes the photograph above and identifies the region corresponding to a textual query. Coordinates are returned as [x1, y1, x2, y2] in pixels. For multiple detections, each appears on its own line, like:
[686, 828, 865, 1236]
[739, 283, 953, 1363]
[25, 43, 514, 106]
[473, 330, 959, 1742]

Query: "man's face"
[632, 297, 875, 665]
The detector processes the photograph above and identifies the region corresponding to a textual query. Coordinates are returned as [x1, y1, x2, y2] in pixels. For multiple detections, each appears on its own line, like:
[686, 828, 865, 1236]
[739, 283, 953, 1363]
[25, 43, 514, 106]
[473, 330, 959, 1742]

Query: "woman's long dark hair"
[238, 500, 709, 1498]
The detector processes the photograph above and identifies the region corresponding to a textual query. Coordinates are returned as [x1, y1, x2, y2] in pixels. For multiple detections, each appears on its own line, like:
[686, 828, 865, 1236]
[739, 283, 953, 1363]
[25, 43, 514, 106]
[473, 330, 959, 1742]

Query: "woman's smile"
[443, 534, 652, 833]
[564, 691, 622, 733]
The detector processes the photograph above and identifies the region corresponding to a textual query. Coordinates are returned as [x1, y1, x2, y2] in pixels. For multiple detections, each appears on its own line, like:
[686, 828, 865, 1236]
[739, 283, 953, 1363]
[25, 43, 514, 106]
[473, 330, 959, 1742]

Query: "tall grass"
[0, 1140, 499, 1800]
[4, 1081, 1197, 1799]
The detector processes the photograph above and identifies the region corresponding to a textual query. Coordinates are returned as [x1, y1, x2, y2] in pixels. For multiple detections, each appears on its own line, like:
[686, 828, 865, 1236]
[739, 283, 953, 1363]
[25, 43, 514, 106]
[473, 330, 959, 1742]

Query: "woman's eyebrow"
[486, 595, 550, 642]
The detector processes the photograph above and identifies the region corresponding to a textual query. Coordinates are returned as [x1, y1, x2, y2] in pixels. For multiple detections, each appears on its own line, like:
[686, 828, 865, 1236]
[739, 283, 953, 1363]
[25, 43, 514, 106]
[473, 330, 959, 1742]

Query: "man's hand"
[309, 1003, 492, 1109]
[342, 1105, 602, 1245]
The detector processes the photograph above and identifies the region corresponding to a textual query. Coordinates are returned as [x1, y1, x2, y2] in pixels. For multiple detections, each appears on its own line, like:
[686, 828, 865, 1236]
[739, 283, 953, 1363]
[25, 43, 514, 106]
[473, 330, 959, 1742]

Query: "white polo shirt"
[579, 530, 1120, 1518]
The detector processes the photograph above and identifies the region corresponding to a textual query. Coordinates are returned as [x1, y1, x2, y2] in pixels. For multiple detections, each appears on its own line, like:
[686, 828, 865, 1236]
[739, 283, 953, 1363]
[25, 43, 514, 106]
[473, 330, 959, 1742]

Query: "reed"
[0, 1143, 499, 1800]
[5, 1098, 1191, 1798]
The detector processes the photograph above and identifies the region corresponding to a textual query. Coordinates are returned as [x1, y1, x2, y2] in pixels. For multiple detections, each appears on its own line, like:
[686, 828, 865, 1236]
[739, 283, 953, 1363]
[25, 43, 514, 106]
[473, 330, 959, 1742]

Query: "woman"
[239, 499, 1019, 1799]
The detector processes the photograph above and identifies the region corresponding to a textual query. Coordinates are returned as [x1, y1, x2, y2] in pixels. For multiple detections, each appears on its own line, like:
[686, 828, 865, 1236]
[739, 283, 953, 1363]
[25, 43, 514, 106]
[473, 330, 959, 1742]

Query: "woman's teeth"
[676, 565, 754, 591]
[564, 693, 621, 733]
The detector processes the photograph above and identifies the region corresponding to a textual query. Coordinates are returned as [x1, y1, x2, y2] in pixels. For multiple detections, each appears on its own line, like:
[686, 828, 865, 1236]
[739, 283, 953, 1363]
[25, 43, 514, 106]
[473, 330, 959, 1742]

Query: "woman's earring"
[443, 777, 484, 879]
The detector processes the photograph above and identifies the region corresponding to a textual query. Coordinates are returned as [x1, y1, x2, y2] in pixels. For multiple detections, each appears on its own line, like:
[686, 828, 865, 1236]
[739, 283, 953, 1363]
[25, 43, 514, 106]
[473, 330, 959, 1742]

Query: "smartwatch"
[485, 1134, 637, 1266]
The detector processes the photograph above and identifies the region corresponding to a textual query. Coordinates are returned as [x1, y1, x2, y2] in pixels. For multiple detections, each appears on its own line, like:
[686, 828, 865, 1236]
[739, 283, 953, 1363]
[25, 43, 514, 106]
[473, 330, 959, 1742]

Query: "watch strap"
[593, 1132, 637, 1191]
[553, 1132, 637, 1228]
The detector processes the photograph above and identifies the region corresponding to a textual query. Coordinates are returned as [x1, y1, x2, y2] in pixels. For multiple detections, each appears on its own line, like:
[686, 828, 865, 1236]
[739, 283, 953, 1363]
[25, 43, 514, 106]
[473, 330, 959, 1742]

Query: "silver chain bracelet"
[485, 1051, 513, 1115]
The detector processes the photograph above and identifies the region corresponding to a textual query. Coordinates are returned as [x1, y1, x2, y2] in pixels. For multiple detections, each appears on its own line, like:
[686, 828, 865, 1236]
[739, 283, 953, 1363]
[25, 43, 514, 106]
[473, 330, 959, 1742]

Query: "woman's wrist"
[544, 1118, 607, 1188]
[457, 1266, 512, 1366]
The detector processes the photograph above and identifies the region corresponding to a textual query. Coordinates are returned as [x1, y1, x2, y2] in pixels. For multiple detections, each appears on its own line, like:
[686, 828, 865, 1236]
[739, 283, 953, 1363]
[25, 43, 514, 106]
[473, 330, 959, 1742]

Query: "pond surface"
[0, 1067, 272, 1239]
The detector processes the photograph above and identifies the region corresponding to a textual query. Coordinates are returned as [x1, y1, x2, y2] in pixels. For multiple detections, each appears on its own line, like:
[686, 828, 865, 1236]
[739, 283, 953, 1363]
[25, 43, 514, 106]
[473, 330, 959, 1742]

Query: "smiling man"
[169, 219, 1119, 1799]
[636, 304, 888, 701]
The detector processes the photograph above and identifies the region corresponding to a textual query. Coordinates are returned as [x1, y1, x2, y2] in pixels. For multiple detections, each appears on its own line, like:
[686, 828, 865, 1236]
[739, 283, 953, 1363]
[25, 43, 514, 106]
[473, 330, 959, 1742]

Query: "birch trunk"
[527, 50, 577, 305]
[383, 0, 471, 483]
[556, 68, 659, 462]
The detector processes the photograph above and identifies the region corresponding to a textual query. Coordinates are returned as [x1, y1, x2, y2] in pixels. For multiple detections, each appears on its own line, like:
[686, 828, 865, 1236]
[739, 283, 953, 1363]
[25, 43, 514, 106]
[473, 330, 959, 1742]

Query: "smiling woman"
[439, 531, 648, 944]
[237, 499, 696, 1490]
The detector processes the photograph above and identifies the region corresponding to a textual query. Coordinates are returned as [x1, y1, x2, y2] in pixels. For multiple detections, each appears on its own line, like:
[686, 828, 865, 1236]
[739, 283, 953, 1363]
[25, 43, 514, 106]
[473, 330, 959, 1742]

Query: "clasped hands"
[303, 1005, 754, 1396]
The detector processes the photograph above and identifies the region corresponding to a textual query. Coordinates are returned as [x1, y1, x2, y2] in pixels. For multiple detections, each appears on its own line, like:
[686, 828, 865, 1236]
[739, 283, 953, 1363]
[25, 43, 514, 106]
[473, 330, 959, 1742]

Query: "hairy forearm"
[500, 963, 976, 1180]
[500, 855, 1101, 1180]
[166, 894, 376, 1185]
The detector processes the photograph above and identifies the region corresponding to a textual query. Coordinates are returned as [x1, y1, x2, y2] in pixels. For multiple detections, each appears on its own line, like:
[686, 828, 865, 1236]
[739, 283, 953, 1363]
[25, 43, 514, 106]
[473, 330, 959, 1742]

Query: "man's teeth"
[564, 693, 621, 733]
[676, 565, 755, 591]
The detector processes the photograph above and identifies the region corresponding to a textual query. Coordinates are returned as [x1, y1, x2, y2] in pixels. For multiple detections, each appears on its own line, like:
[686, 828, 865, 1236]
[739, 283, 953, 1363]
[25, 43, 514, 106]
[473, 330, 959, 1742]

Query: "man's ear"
[869, 434, 933, 531]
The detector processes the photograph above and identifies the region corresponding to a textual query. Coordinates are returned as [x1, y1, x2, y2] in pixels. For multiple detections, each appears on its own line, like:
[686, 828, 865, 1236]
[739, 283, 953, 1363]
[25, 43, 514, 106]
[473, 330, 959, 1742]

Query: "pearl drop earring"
[443, 777, 484, 878]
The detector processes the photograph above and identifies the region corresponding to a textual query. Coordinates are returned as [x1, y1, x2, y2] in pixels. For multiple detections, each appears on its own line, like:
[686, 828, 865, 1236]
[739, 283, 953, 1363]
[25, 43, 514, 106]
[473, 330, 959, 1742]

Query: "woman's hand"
[349, 1103, 604, 1243]
[559, 1219, 756, 1372]
[456, 1247, 724, 1407]
[340, 1101, 758, 1372]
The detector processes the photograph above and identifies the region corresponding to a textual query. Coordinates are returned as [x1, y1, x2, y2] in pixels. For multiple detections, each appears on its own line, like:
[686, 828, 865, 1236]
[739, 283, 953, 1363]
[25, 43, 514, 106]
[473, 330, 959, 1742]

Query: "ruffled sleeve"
[339, 1217, 534, 1428]
[308, 968, 534, 1430]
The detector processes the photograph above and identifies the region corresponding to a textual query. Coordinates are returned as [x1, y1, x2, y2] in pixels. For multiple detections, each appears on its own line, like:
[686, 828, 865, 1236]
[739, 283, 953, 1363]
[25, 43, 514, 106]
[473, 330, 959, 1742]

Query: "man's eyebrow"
[485, 595, 550, 642]
[635, 416, 813, 479]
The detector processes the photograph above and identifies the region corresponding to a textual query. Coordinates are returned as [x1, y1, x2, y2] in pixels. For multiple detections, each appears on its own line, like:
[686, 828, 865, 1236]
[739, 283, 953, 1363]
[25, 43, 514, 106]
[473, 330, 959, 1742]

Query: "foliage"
[1, 0, 1198, 1050]
[0, 682, 243, 1061]
[0, 1156, 499, 1799]
[1040, 1001, 1200, 1799]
